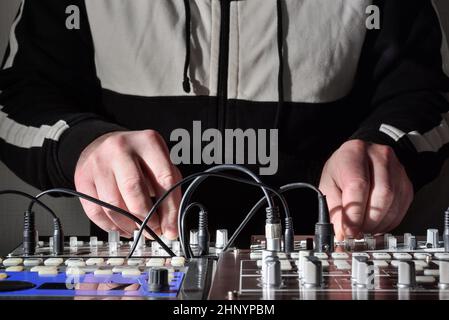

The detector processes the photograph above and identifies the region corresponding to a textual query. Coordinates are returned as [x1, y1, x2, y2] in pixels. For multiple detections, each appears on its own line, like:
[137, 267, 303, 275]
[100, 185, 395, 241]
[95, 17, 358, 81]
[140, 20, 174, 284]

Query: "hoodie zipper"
[217, 0, 231, 133]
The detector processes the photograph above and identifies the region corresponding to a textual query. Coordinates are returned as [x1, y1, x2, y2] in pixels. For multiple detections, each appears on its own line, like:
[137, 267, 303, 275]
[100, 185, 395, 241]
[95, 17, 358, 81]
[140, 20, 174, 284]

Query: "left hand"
[319, 140, 414, 240]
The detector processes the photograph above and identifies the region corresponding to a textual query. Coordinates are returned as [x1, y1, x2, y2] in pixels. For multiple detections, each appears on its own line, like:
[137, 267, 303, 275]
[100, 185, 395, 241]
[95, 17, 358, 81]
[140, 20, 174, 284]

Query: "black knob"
[148, 268, 169, 292]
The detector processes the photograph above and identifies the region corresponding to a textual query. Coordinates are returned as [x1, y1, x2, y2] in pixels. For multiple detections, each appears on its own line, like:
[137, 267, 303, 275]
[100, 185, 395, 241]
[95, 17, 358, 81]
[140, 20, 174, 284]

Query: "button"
[3, 258, 23, 267]
[303, 256, 322, 288]
[250, 252, 263, 260]
[23, 259, 43, 267]
[334, 260, 351, 270]
[30, 266, 47, 272]
[94, 269, 113, 276]
[439, 261, 449, 289]
[414, 253, 431, 260]
[146, 258, 166, 268]
[372, 253, 391, 260]
[413, 260, 428, 268]
[373, 260, 389, 268]
[435, 253, 449, 260]
[112, 266, 130, 273]
[65, 259, 86, 267]
[280, 260, 292, 271]
[393, 253, 412, 260]
[321, 260, 330, 268]
[107, 258, 125, 266]
[121, 268, 141, 277]
[290, 252, 300, 259]
[0, 274, 7, 280]
[66, 267, 85, 275]
[424, 269, 439, 276]
[262, 255, 282, 288]
[426, 229, 440, 248]
[127, 258, 144, 266]
[352, 253, 370, 258]
[331, 252, 349, 260]
[6, 266, 24, 272]
[313, 253, 328, 260]
[416, 276, 436, 284]
[38, 267, 58, 276]
[86, 258, 105, 266]
[44, 258, 63, 267]
[170, 257, 186, 267]
[215, 229, 228, 249]
[391, 260, 401, 268]
[277, 253, 287, 259]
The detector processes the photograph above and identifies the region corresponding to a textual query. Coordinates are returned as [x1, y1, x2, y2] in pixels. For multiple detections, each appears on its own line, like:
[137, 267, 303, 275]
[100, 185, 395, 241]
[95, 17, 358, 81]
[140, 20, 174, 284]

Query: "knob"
[262, 255, 282, 288]
[408, 236, 417, 250]
[303, 256, 322, 288]
[397, 261, 416, 289]
[189, 229, 199, 246]
[108, 230, 120, 243]
[297, 250, 312, 279]
[403, 233, 412, 248]
[133, 230, 145, 249]
[426, 229, 439, 248]
[215, 229, 228, 249]
[352, 256, 368, 284]
[356, 260, 375, 289]
[439, 261, 449, 290]
[388, 236, 397, 250]
[148, 268, 169, 292]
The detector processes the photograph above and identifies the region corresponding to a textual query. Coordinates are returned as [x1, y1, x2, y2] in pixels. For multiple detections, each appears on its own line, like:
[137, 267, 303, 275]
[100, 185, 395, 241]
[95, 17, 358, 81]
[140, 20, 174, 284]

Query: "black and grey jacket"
[1, 0, 449, 194]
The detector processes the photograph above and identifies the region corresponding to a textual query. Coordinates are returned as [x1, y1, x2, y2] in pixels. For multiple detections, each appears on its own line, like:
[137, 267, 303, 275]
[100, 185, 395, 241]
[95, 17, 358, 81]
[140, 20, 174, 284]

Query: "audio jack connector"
[23, 211, 36, 255]
[444, 208, 449, 252]
[198, 208, 210, 256]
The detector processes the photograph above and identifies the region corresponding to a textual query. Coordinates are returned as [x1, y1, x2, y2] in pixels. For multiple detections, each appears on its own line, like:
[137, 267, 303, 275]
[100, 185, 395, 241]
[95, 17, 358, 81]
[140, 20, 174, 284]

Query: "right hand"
[74, 130, 182, 240]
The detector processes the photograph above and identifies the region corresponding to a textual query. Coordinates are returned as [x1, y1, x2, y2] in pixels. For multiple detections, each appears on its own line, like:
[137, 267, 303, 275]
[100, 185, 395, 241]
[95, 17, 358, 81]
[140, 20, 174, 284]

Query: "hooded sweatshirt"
[1, 0, 449, 237]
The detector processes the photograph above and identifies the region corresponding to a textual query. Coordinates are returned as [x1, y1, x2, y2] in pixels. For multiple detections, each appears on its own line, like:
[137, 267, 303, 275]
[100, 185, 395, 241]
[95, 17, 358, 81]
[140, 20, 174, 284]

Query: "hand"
[74, 130, 182, 240]
[319, 140, 414, 240]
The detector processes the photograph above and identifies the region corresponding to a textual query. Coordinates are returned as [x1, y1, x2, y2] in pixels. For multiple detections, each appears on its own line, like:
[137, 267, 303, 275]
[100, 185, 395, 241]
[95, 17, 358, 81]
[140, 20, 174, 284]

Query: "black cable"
[222, 182, 325, 251]
[0, 190, 58, 219]
[29, 188, 176, 257]
[182, 0, 192, 93]
[129, 171, 289, 259]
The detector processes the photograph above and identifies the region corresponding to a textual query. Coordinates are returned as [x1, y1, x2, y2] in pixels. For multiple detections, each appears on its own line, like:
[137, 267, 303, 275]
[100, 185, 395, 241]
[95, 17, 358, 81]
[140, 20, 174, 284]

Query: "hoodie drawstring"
[182, 0, 285, 129]
[183, 0, 192, 93]
[274, 0, 285, 129]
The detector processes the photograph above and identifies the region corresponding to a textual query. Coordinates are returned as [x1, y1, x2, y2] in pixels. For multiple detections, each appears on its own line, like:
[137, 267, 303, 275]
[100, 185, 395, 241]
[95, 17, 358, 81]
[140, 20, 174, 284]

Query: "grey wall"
[0, 1, 449, 255]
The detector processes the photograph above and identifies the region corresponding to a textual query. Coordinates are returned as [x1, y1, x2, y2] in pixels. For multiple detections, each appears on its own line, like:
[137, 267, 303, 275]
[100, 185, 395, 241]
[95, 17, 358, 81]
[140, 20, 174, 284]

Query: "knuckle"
[155, 171, 177, 189]
[344, 178, 369, 193]
[121, 176, 144, 196]
[142, 129, 162, 142]
[376, 144, 396, 162]
[346, 139, 367, 153]
[105, 134, 127, 153]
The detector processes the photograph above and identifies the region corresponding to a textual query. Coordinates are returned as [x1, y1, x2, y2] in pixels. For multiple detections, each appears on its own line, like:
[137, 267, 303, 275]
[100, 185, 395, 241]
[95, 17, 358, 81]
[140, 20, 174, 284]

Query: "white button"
[250, 252, 262, 260]
[121, 268, 141, 277]
[38, 267, 58, 276]
[30, 266, 48, 272]
[127, 258, 144, 266]
[334, 260, 351, 270]
[314, 253, 329, 260]
[331, 253, 349, 260]
[112, 266, 130, 273]
[280, 260, 292, 271]
[23, 259, 43, 267]
[0, 273, 7, 280]
[424, 269, 439, 276]
[107, 258, 124, 266]
[44, 258, 63, 266]
[352, 253, 370, 258]
[290, 252, 299, 259]
[277, 253, 287, 259]
[86, 258, 105, 266]
[6, 266, 23, 272]
[391, 260, 401, 268]
[170, 257, 186, 267]
[372, 253, 391, 260]
[321, 260, 330, 268]
[65, 259, 86, 267]
[373, 260, 389, 268]
[66, 267, 85, 276]
[435, 253, 449, 260]
[414, 253, 431, 260]
[146, 258, 165, 267]
[3, 258, 23, 267]
[94, 269, 113, 276]
[393, 253, 412, 260]
[416, 276, 436, 284]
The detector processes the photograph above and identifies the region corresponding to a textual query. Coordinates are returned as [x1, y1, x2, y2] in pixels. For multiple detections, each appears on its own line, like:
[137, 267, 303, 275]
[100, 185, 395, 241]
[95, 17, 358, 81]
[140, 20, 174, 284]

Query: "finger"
[137, 135, 181, 239]
[319, 170, 344, 241]
[362, 150, 395, 233]
[337, 147, 371, 238]
[112, 154, 162, 236]
[92, 164, 134, 237]
[76, 179, 125, 235]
